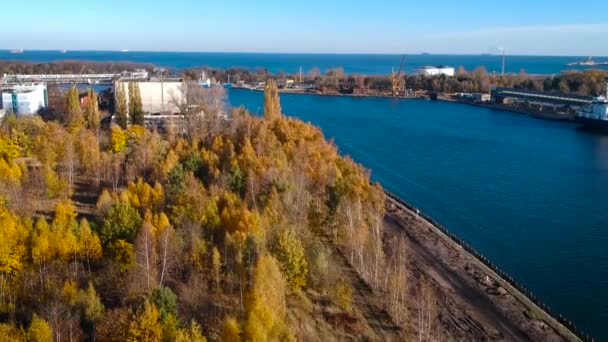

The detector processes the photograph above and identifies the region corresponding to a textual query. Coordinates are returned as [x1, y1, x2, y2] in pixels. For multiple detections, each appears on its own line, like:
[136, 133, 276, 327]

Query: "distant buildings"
[1, 83, 47, 117]
[416, 66, 455, 77]
[454, 92, 491, 103]
[491, 87, 591, 109]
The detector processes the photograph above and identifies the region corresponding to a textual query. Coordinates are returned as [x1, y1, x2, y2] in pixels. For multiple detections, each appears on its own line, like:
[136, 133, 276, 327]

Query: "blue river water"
[228, 89, 608, 340]
[2, 50, 608, 75]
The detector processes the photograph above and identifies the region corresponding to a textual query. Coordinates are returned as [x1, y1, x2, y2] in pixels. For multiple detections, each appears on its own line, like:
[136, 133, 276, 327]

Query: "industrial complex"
[0, 83, 48, 117]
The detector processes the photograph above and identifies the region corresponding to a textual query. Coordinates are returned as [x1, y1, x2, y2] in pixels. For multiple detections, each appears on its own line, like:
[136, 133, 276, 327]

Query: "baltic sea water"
[2, 50, 608, 75]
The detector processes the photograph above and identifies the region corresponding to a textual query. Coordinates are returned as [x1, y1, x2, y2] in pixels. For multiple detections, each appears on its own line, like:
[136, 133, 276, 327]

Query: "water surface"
[2, 50, 608, 75]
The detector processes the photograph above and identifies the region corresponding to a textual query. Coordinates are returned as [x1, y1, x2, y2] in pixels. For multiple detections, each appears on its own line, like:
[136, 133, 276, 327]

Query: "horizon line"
[1, 49, 607, 58]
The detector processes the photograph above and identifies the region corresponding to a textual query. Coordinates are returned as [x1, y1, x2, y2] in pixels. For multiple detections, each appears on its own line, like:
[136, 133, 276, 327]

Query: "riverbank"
[233, 87, 578, 122]
[232, 85, 426, 100]
[383, 193, 584, 341]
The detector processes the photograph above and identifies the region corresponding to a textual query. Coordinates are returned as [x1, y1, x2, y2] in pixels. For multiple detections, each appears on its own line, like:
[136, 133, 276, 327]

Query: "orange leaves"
[219, 191, 260, 236]
[126, 178, 165, 212]
[0, 200, 28, 276]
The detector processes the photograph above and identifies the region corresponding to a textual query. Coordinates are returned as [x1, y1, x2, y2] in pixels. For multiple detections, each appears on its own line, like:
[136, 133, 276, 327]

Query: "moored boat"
[575, 79, 608, 129]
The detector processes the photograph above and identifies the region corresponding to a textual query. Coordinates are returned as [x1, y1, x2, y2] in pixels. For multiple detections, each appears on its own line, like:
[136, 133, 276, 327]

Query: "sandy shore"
[383, 195, 580, 341]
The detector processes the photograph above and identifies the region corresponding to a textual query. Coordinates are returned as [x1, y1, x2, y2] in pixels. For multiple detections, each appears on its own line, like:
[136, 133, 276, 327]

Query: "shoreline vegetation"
[0, 63, 591, 340]
[2, 60, 607, 99]
[4, 60, 605, 122]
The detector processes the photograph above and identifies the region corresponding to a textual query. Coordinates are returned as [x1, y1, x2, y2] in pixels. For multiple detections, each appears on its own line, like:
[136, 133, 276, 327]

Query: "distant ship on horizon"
[9, 49, 24, 54]
[567, 57, 608, 67]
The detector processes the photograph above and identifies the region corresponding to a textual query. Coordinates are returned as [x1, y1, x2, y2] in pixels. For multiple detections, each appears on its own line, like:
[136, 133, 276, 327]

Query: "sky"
[4, 0, 608, 56]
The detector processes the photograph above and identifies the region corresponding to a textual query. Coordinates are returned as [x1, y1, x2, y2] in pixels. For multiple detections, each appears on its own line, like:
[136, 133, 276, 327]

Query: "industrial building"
[416, 66, 455, 77]
[454, 92, 491, 103]
[114, 78, 184, 115]
[1, 83, 47, 116]
[491, 87, 592, 111]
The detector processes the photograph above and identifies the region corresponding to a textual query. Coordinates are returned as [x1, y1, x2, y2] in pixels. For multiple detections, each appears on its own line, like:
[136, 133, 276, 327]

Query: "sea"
[3, 51, 608, 339]
[1, 50, 608, 75]
[228, 89, 608, 341]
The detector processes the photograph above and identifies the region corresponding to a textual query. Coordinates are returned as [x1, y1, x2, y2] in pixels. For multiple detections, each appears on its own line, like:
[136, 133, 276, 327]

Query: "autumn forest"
[0, 81, 422, 341]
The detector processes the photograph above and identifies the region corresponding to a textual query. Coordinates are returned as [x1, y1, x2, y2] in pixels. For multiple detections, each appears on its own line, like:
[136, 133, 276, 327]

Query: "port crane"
[392, 56, 406, 96]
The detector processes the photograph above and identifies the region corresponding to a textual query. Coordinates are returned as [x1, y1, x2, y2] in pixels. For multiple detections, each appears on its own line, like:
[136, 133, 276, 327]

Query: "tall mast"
[501, 49, 506, 77]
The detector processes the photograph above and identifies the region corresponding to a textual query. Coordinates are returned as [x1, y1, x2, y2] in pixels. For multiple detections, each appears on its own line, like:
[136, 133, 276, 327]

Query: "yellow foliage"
[95, 189, 115, 216]
[0, 201, 28, 275]
[161, 149, 179, 180]
[126, 178, 164, 211]
[112, 240, 135, 271]
[219, 192, 260, 235]
[31, 218, 52, 266]
[175, 321, 206, 342]
[243, 255, 289, 342]
[273, 228, 308, 293]
[127, 301, 163, 342]
[44, 167, 68, 199]
[127, 125, 146, 138]
[0, 323, 23, 341]
[0, 158, 22, 186]
[110, 126, 127, 154]
[62, 280, 78, 307]
[0, 135, 20, 161]
[78, 218, 103, 264]
[27, 315, 52, 342]
[222, 317, 241, 342]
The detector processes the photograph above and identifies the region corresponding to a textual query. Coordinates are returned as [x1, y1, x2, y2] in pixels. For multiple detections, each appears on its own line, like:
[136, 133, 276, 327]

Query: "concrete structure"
[492, 87, 592, 108]
[115, 78, 184, 115]
[1, 70, 149, 86]
[1, 83, 47, 115]
[454, 92, 491, 102]
[416, 66, 455, 77]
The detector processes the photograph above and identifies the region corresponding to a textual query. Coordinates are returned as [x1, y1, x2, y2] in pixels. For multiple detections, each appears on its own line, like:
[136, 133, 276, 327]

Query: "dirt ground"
[384, 197, 578, 342]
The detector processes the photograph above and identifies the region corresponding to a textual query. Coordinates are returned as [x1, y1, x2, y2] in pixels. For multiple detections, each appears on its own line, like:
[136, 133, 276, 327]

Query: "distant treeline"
[0, 60, 155, 75]
[1, 61, 606, 97]
[185, 66, 608, 97]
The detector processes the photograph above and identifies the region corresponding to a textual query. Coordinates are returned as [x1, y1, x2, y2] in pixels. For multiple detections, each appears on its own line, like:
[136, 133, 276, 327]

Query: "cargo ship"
[576, 80, 608, 128]
[567, 56, 608, 67]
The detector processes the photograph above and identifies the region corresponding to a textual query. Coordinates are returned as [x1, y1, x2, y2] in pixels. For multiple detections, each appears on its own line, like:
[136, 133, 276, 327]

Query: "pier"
[1, 70, 149, 86]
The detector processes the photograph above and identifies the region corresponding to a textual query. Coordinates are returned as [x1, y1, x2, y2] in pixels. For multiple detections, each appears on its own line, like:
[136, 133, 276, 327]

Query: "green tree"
[263, 79, 281, 120]
[273, 228, 308, 293]
[84, 89, 101, 130]
[66, 86, 84, 130]
[115, 83, 128, 128]
[79, 282, 104, 323]
[129, 82, 144, 126]
[101, 203, 142, 245]
[150, 286, 177, 322]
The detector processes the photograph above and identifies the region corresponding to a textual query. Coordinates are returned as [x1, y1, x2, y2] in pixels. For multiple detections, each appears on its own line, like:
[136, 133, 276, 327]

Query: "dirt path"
[318, 234, 404, 341]
[333, 245, 404, 341]
[385, 197, 575, 342]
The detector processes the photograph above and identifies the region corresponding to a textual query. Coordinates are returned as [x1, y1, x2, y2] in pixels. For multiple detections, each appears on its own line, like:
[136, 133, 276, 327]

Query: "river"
[228, 89, 608, 340]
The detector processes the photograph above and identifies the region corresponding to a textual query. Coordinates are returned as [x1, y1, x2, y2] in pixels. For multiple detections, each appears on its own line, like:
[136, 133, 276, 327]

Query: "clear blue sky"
[5, 0, 608, 55]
